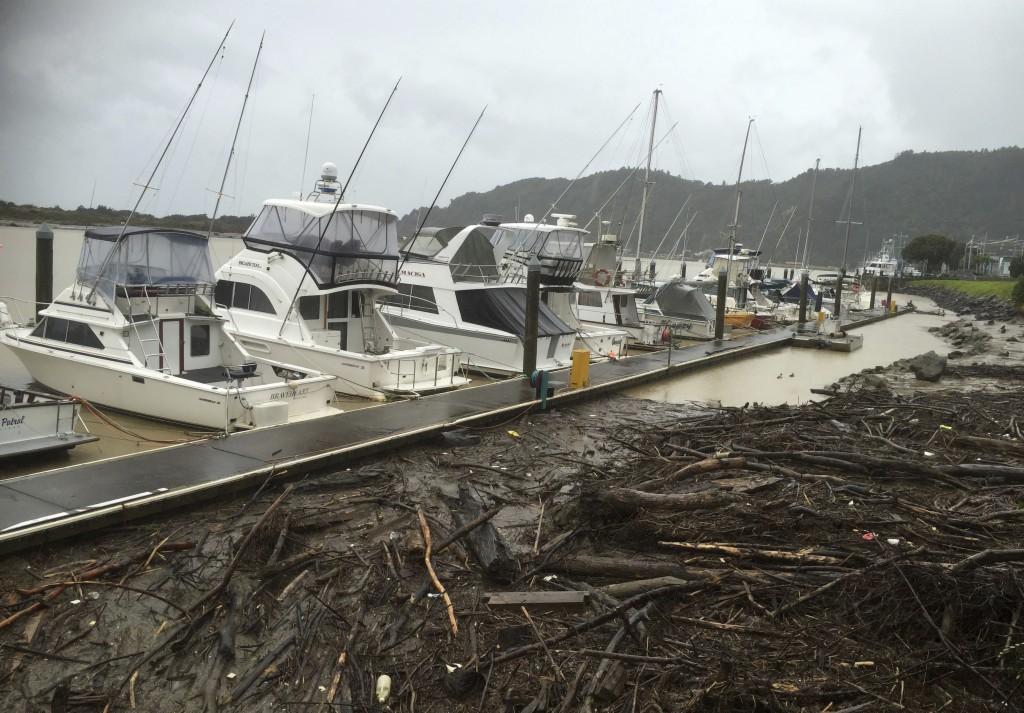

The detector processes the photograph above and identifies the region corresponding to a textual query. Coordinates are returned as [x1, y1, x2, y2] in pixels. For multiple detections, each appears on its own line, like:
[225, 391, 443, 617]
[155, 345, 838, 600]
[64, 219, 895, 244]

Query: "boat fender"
[593, 268, 612, 287]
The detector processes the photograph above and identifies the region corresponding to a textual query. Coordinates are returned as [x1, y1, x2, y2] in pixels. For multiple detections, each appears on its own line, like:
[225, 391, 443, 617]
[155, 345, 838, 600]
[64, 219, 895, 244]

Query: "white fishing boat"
[492, 214, 630, 358]
[862, 237, 899, 277]
[0, 227, 339, 431]
[381, 224, 576, 376]
[214, 167, 469, 400]
[0, 384, 97, 460]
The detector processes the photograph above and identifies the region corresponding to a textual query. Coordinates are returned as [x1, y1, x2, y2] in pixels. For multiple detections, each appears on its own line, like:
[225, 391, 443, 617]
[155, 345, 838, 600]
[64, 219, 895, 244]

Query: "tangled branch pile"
[2, 387, 1024, 712]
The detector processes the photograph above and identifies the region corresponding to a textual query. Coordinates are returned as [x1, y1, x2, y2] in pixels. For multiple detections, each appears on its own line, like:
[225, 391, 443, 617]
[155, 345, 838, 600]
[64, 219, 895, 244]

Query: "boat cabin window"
[327, 292, 349, 319]
[190, 324, 211, 357]
[577, 290, 603, 308]
[31, 317, 104, 350]
[496, 228, 584, 260]
[215, 280, 276, 314]
[381, 284, 438, 314]
[298, 295, 320, 320]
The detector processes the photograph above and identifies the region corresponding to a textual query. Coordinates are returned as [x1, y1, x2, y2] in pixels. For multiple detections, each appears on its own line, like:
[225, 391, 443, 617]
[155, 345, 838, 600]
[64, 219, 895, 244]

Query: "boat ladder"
[358, 293, 379, 354]
[130, 287, 169, 373]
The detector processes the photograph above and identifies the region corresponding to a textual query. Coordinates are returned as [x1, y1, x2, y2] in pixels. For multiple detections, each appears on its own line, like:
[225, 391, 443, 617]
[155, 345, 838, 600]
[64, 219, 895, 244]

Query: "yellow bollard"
[569, 349, 590, 389]
[889, 301, 897, 315]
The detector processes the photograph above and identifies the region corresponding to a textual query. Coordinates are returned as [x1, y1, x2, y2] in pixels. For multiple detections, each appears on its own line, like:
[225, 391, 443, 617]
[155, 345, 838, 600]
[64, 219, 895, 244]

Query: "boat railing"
[332, 267, 398, 286]
[448, 264, 502, 284]
[381, 348, 464, 391]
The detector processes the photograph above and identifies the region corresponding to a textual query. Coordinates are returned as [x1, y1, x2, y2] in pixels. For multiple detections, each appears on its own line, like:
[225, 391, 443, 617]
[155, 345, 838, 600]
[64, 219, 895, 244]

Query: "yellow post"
[889, 301, 897, 315]
[569, 349, 590, 389]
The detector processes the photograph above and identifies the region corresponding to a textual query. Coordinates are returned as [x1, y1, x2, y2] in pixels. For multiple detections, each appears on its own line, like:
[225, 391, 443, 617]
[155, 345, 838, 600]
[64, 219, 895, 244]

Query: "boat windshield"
[77, 227, 215, 304]
[244, 204, 399, 288]
[494, 228, 584, 260]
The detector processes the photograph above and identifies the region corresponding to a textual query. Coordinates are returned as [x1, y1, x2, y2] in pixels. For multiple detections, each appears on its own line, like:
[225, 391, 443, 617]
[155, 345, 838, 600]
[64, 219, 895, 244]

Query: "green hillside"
[398, 147, 1024, 267]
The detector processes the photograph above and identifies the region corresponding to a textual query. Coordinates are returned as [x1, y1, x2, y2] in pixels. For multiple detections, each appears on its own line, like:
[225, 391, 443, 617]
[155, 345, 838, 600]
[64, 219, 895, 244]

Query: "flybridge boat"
[492, 214, 630, 358]
[214, 166, 468, 400]
[0, 227, 338, 431]
[381, 224, 576, 376]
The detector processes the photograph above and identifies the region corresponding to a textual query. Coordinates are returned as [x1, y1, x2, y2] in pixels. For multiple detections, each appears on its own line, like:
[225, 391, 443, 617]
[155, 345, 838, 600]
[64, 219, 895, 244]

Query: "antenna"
[86, 21, 234, 303]
[299, 93, 315, 198]
[208, 31, 265, 239]
[278, 77, 407, 336]
[397, 105, 488, 274]
[341, 76, 402, 198]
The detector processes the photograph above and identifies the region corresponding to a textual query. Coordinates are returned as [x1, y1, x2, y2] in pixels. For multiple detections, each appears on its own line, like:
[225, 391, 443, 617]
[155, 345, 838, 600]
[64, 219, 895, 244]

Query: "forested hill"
[397, 147, 1024, 266]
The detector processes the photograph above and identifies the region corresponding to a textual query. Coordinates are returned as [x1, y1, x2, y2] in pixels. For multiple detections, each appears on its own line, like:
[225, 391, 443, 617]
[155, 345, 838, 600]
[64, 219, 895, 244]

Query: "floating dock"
[0, 309, 903, 554]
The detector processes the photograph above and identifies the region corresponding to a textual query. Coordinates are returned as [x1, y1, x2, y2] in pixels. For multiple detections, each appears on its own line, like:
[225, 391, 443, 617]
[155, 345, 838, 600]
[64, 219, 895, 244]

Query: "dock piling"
[798, 270, 809, 323]
[523, 257, 541, 375]
[714, 270, 727, 340]
[886, 273, 894, 311]
[35, 224, 53, 321]
[869, 276, 878, 310]
[833, 270, 844, 323]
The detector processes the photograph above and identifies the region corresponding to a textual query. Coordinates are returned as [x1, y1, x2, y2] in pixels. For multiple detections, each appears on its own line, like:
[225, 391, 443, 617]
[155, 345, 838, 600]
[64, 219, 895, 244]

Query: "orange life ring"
[593, 268, 612, 287]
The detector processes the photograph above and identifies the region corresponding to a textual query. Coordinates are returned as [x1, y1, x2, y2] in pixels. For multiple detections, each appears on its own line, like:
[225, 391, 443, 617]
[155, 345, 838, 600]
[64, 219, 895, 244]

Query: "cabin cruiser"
[492, 214, 629, 358]
[381, 224, 575, 375]
[214, 167, 468, 400]
[862, 238, 899, 277]
[0, 227, 338, 431]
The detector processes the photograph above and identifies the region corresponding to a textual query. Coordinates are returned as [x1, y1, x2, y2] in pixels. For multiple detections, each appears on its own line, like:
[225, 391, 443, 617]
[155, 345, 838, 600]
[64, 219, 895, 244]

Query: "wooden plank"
[484, 591, 590, 611]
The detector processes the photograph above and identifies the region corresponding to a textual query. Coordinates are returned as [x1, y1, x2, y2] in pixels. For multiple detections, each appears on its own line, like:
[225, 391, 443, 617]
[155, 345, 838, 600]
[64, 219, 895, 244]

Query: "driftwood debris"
[4, 380, 1024, 712]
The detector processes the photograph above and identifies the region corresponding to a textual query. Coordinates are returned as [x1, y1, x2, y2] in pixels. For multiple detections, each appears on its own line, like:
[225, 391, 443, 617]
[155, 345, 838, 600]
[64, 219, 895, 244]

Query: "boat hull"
[385, 314, 574, 376]
[0, 332, 337, 430]
[225, 329, 469, 400]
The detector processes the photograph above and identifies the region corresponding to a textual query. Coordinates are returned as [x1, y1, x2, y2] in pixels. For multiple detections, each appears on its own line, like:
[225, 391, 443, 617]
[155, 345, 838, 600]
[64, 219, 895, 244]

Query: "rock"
[948, 350, 964, 359]
[907, 351, 947, 382]
[1008, 336, 1020, 343]
[862, 374, 889, 390]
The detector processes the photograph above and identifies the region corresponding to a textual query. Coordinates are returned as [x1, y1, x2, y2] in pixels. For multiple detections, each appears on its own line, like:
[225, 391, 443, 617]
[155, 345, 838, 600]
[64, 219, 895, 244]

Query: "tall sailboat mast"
[840, 127, 863, 271]
[801, 158, 820, 268]
[634, 89, 661, 280]
[208, 31, 265, 238]
[725, 117, 754, 287]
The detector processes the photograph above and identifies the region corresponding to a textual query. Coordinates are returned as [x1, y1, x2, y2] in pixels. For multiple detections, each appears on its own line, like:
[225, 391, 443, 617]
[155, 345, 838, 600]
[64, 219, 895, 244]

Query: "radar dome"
[523, 213, 535, 223]
[320, 162, 339, 181]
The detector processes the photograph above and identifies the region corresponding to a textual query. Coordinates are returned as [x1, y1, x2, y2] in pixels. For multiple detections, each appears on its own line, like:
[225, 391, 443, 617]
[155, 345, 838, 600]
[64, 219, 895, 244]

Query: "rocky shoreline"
[901, 282, 1020, 321]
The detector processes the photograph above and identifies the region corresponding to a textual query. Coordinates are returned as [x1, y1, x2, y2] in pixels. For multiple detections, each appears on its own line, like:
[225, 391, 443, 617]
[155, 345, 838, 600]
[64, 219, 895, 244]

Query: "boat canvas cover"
[781, 282, 817, 303]
[448, 229, 500, 282]
[244, 204, 399, 287]
[78, 227, 215, 303]
[456, 288, 574, 338]
[649, 280, 715, 321]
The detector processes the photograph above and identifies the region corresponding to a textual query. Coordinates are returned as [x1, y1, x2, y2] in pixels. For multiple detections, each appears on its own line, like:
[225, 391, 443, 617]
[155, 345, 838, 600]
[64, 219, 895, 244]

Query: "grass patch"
[911, 279, 1016, 301]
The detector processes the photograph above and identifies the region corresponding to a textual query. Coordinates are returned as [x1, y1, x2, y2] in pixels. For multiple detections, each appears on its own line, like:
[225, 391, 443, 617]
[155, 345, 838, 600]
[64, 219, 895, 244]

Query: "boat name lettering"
[198, 397, 219, 404]
[1, 415, 27, 428]
[400, 270, 426, 278]
[270, 388, 310, 400]
[238, 260, 264, 269]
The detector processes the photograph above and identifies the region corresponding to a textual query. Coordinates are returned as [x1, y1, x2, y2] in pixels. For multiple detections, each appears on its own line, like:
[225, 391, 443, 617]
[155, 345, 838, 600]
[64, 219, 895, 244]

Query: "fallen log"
[544, 555, 687, 580]
[599, 576, 697, 599]
[591, 487, 737, 512]
[659, 541, 846, 566]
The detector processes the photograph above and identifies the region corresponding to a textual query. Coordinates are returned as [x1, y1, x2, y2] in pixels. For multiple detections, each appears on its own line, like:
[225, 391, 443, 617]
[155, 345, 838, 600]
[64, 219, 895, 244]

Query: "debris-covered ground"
[3, 364, 1024, 712]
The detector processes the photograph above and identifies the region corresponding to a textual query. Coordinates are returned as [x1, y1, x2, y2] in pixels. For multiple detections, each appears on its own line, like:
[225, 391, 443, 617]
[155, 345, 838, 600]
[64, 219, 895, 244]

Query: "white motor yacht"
[862, 238, 899, 277]
[492, 214, 630, 358]
[381, 224, 576, 376]
[0, 227, 339, 431]
[214, 166, 468, 400]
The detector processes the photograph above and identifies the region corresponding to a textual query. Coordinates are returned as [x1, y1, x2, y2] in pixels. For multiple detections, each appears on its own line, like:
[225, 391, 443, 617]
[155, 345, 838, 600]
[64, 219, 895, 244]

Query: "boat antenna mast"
[801, 158, 820, 268]
[833, 127, 862, 318]
[724, 117, 754, 290]
[634, 88, 661, 282]
[396, 105, 488, 275]
[278, 77, 405, 336]
[208, 31, 265, 239]
[85, 21, 234, 304]
[299, 93, 315, 199]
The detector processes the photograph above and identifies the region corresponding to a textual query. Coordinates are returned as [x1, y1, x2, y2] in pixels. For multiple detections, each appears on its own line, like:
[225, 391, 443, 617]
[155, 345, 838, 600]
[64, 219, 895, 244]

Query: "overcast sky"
[2, 0, 1022, 220]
